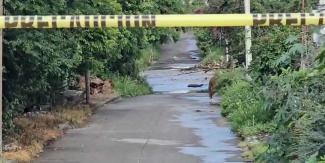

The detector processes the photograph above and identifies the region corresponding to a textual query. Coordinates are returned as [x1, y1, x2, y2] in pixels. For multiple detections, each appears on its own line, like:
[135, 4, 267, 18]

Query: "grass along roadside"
[214, 68, 325, 162]
[112, 75, 152, 97]
[214, 69, 276, 161]
[1, 45, 161, 162]
[200, 47, 224, 67]
[136, 46, 160, 72]
[111, 46, 160, 97]
[2, 99, 118, 162]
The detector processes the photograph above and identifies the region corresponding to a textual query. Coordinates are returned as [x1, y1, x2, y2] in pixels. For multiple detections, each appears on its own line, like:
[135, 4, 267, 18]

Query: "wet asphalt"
[35, 33, 243, 163]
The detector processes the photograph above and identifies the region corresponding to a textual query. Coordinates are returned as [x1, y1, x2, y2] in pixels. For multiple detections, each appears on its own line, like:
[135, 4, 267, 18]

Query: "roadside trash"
[188, 84, 204, 88]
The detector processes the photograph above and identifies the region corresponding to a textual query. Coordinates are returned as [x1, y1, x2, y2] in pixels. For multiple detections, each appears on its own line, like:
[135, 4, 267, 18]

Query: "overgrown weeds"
[3, 105, 94, 162]
[201, 47, 224, 66]
[216, 68, 325, 162]
[136, 46, 160, 72]
[219, 72, 275, 136]
[112, 75, 152, 97]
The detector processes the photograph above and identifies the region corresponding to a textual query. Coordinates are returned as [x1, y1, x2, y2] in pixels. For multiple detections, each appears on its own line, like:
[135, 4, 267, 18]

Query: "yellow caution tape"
[1, 13, 324, 29]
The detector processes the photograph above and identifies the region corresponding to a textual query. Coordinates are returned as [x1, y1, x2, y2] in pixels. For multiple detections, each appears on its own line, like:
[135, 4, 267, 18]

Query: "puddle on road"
[175, 94, 243, 163]
[144, 32, 243, 163]
[111, 138, 180, 146]
[143, 69, 211, 93]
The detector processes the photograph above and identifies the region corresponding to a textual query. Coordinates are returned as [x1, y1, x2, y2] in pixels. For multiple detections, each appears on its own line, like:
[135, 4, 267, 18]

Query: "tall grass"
[104, 46, 160, 97]
[218, 69, 275, 136]
[112, 75, 152, 97]
[136, 46, 160, 72]
[201, 47, 224, 66]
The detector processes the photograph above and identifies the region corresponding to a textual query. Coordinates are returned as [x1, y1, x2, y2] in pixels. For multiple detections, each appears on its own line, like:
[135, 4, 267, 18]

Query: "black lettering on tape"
[269, 14, 283, 25]
[37, 16, 49, 28]
[301, 13, 306, 25]
[134, 15, 140, 27]
[286, 13, 298, 25]
[253, 14, 267, 26]
[85, 16, 90, 27]
[21, 16, 35, 28]
[319, 13, 324, 25]
[101, 15, 106, 27]
[5, 16, 19, 28]
[142, 15, 155, 27]
[52, 16, 58, 28]
[126, 15, 131, 27]
[94, 16, 99, 27]
[70, 16, 82, 28]
[118, 15, 123, 27]
[151, 15, 156, 27]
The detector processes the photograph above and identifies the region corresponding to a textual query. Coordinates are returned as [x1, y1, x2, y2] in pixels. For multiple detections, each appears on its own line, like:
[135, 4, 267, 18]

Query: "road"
[35, 33, 243, 163]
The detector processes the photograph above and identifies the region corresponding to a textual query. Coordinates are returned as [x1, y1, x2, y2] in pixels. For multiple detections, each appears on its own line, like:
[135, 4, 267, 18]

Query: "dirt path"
[35, 33, 243, 163]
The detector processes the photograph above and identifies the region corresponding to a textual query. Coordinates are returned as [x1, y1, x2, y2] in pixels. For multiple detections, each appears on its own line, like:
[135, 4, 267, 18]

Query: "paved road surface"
[35, 33, 243, 163]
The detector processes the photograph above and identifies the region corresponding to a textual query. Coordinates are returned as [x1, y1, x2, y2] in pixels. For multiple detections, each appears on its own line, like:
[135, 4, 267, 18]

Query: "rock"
[4, 143, 20, 152]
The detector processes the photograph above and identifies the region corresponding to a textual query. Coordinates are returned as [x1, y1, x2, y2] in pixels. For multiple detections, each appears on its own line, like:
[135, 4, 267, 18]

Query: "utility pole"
[244, 0, 252, 68]
[301, 0, 307, 69]
[0, 0, 3, 156]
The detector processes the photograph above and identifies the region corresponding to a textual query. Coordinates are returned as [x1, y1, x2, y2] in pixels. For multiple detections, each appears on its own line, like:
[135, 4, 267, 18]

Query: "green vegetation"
[112, 75, 152, 97]
[217, 70, 276, 136]
[135, 46, 160, 72]
[195, 0, 325, 162]
[201, 47, 224, 66]
[3, 0, 186, 140]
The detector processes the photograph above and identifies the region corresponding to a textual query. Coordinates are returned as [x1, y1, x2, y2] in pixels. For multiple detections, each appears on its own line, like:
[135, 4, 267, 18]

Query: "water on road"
[144, 33, 243, 163]
[35, 33, 243, 163]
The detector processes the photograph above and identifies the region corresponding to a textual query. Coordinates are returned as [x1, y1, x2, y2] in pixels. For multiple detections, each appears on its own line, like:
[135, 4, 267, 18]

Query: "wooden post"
[85, 69, 90, 104]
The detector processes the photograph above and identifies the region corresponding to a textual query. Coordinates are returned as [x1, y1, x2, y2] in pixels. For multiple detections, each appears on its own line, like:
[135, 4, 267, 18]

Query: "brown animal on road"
[208, 76, 217, 101]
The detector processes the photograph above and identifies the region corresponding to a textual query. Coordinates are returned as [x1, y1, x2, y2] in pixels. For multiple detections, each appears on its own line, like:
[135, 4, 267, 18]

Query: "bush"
[215, 68, 246, 92]
[220, 71, 274, 136]
[135, 46, 160, 72]
[193, 28, 215, 56]
[201, 47, 224, 66]
[112, 76, 152, 97]
[258, 70, 325, 162]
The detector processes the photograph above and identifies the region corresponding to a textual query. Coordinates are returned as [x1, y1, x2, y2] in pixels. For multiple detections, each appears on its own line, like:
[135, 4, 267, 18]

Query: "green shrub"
[215, 68, 246, 92]
[201, 47, 224, 66]
[112, 75, 152, 97]
[193, 28, 215, 56]
[240, 122, 276, 136]
[221, 79, 274, 136]
[258, 70, 325, 162]
[135, 46, 160, 72]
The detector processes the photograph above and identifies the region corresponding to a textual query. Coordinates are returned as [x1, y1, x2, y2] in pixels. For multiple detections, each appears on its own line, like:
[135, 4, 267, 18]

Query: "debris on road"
[188, 84, 204, 88]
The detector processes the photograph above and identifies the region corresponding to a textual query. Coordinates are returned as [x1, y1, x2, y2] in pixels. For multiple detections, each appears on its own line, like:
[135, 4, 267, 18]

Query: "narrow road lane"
[35, 33, 243, 163]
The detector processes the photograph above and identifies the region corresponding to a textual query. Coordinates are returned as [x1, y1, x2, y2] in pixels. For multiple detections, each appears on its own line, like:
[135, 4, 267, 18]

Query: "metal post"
[244, 0, 252, 68]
